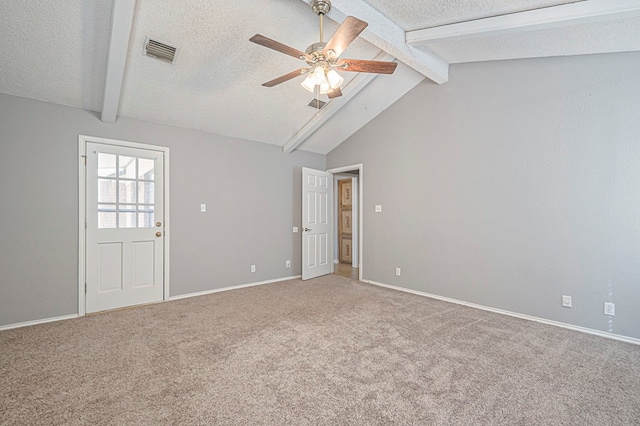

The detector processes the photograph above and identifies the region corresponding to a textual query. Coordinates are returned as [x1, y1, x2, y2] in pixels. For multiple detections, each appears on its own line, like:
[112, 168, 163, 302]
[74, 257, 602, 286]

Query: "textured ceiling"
[364, 0, 582, 30]
[118, 0, 380, 146]
[0, 0, 638, 154]
[0, 0, 111, 111]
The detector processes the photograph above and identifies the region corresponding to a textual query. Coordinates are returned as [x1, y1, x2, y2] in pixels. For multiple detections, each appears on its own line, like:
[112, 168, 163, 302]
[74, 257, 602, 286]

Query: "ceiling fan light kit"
[249, 0, 397, 100]
[301, 65, 343, 94]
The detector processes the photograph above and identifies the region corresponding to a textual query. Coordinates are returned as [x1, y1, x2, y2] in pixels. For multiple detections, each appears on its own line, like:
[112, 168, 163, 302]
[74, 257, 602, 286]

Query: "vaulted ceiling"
[1, 0, 639, 153]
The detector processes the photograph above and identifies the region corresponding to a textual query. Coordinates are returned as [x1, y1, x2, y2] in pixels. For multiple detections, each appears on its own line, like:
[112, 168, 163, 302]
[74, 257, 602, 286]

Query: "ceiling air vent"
[144, 37, 178, 63]
[308, 99, 327, 109]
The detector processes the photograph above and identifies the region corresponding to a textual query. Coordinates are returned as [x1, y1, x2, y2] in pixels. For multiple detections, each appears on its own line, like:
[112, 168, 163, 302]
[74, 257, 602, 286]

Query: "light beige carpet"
[1, 275, 639, 425]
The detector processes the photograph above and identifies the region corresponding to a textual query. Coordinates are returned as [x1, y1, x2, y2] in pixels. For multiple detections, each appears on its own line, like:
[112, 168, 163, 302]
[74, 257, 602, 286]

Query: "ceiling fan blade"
[327, 87, 342, 99]
[323, 17, 368, 59]
[337, 59, 398, 74]
[250, 34, 310, 61]
[262, 68, 309, 87]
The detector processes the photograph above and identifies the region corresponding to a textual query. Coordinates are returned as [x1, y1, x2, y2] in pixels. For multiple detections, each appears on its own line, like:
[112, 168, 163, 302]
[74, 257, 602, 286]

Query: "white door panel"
[86, 142, 164, 313]
[132, 240, 155, 288]
[98, 243, 122, 292]
[302, 167, 333, 280]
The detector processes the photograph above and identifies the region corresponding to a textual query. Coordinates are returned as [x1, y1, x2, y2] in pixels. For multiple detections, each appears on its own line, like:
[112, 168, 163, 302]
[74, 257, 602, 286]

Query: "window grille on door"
[97, 153, 156, 228]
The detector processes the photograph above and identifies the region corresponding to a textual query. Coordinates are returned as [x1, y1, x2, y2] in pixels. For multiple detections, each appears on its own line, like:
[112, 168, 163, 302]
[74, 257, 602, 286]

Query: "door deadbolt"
[156, 222, 162, 227]
[156, 232, 162, 237]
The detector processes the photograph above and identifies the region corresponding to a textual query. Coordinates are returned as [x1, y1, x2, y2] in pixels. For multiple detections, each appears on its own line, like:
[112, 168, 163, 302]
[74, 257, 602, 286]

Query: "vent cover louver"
[308, 99, 327, 109]
[144, 37, 178, 63]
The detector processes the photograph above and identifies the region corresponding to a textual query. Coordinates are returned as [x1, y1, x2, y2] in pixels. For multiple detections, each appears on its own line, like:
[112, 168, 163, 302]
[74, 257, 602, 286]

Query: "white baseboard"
[1, 276, 303, 331]
[362, 279, 640, 346]
[9, 278, 634, 346]
[169, 275, 302, 301]
[0, 314, 79, 332]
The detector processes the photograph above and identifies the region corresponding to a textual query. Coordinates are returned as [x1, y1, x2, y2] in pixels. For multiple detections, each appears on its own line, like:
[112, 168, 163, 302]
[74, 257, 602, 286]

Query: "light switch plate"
[293, 227, 299, 233]
[200, 204, 206, 212]
[375, 205, 382, 213]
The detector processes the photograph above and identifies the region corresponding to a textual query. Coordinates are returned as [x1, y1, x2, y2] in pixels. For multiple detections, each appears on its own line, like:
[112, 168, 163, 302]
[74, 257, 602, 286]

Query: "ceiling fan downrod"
[311, 0, 331, 42]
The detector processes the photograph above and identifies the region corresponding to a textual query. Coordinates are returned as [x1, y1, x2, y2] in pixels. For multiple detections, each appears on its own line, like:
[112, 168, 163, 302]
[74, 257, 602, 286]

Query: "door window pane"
[98, 204, 116, 228]
[119, 205, 136, 228]
[138, 205, 154, 228]
[119, 180, 137, 203]
[98, 179, 117, 203]
[98, 153, 117, 178]
[119, 156, 136, 179]
[138, 181, 154, 204]
[138, 158, 154, 181]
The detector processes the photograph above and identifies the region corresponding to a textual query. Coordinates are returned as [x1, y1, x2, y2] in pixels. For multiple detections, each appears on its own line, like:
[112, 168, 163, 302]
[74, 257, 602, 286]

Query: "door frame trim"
[327, 164, 363, 281]
[77, 135, 171, 317]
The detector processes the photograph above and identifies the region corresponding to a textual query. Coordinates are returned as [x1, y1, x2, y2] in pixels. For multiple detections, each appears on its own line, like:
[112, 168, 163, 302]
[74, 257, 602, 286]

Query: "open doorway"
[303, 164, 363, 281]
[330, 166, 361, 281]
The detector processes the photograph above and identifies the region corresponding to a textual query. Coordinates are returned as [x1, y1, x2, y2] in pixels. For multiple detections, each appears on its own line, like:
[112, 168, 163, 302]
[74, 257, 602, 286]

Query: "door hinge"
[84, 283, 87, 293]
[81, 154, 87, 166]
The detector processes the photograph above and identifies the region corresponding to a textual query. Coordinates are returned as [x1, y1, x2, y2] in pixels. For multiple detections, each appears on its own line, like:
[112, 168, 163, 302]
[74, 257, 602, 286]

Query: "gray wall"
[0, 94, 324, 326]
[328, 52, 640, 340]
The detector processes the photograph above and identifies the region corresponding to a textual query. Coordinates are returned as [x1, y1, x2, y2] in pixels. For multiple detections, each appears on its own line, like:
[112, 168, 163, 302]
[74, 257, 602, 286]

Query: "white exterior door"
[85, 142, 165, 313]
[302, 167, 333, 280]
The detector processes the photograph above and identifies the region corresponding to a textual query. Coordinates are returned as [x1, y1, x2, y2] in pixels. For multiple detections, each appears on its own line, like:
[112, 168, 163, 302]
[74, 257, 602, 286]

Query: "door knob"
[303, 228, 312, 232]
[156, 222, 162, 227]
[156, 232, 162, 237]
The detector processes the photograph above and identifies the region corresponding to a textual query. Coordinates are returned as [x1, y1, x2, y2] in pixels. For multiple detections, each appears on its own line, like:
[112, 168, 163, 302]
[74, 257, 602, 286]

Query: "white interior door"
[302, 167, 333, 280]
[85, 142, 165, 313]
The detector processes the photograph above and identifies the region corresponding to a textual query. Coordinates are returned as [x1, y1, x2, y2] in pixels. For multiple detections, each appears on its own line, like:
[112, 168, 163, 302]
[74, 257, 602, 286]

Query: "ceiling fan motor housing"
[311, 0, 331, 15]
[305, 42, 330, 65]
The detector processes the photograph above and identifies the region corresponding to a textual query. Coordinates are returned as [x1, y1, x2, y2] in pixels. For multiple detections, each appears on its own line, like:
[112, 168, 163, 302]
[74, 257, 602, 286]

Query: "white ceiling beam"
[101, 0, 136, 123]
[282, 53, 393, 153]
[407, 0, 640, 45]
[298, 0, 449, 84]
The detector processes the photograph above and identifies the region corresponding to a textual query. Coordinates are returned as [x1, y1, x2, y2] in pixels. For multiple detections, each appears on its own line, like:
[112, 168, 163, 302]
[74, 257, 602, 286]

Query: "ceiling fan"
[249, 0, 397, 99]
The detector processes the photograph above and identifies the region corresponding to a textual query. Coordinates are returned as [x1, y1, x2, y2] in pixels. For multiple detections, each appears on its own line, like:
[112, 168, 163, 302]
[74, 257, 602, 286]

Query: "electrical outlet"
[604, 302, 615, 316]
[395, 267, 401, 276]
[251, 265, 256, 273]
[562, 295, 572, 308]
[285, 260, 291, 268]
